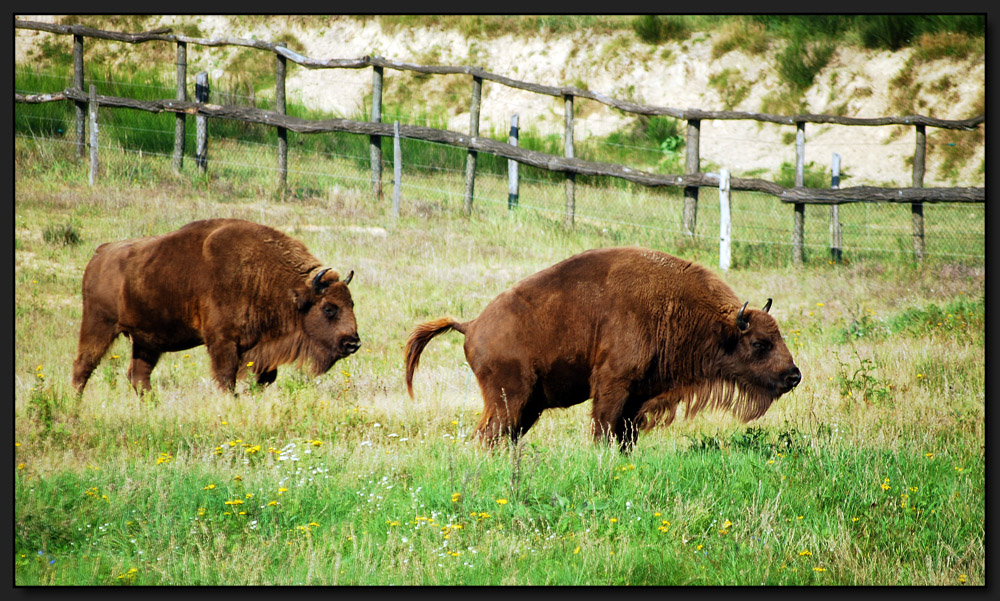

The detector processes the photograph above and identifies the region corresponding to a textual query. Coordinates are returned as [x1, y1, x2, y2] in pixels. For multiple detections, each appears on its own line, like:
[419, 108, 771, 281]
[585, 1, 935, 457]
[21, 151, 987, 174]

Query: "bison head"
[717, 298, 801, 413]
[293, 267, 361, 375]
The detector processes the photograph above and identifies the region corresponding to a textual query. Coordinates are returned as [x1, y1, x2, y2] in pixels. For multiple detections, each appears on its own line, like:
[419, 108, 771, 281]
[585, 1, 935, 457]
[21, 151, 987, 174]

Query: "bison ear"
[291, 287, 314, 312]
[720, 322, 739, 353]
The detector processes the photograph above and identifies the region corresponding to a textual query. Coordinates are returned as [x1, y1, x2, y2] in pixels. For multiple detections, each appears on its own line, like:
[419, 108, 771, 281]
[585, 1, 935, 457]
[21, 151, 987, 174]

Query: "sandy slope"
[15, 15, 985, 187]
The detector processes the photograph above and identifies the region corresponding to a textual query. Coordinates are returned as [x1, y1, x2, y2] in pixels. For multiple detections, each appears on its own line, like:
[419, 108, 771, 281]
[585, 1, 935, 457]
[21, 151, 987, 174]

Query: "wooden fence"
[14, 19, 986, 263]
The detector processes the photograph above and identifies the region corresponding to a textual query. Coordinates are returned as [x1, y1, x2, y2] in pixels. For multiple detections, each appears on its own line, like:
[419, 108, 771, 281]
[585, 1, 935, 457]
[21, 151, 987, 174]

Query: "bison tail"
[404, 317, 467, 399]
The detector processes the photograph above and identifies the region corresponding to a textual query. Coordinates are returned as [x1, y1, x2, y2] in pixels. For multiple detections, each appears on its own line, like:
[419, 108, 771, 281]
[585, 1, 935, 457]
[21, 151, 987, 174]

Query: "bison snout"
[341, 334, 361, 356]
[783, 367, 802, 390]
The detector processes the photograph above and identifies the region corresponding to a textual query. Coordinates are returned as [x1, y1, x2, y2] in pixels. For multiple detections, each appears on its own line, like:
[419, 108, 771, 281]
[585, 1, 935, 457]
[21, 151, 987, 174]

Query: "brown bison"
[405, 246, 800, 452]
[72, 218, 360, 394]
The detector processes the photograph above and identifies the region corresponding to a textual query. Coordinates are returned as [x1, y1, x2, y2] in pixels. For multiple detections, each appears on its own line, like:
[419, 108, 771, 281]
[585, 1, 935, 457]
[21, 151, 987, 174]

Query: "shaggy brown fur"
[404, 246, 800, 452]
[72, 218, 360, 394]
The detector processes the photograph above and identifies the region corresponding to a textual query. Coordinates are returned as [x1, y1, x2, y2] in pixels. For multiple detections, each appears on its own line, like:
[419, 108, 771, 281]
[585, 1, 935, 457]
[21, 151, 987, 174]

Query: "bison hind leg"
[474, 382, 541, 448]
[72, 317, 120, 395]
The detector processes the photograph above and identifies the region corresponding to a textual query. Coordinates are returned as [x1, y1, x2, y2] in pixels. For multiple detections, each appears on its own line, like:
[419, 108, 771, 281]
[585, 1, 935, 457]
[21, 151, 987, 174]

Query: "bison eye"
[322, 305, 339, 319]
[751, 339, 771, 352]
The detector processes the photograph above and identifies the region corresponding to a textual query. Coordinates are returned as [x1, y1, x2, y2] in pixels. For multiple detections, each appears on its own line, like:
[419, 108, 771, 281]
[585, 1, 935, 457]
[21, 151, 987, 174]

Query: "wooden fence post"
[563, 94, 575, 227]
[195, 71, 209, 174]
[463, 74, 482, 216]
[830, 152, 842, 263]
[719, 168, 731, 272]
[274, 53, 288, 198]
[508, 113, 519, 209]
[682, 119, 701, 235]
[792, 121, 806, 264]
[172, 40, 186, 173]
[912, 124, 926, 260]
[276, 49, 288, 197]
[392, 120, 402, 221]
[74, 33, 85, 158]
[370, 62, 383, 201]
[88, 84, 98, 186]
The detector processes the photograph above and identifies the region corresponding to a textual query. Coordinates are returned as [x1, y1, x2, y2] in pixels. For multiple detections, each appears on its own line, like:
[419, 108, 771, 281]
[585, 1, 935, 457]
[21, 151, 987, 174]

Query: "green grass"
[14, 126, 984, 585]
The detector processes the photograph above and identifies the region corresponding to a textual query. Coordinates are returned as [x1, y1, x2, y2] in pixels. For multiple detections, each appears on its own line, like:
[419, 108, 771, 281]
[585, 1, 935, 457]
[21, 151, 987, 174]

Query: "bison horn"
[312, 267, 332, 294]
[762, 298, 772, 313]
[736, 301, 750, 331]
[342, 270, 353, 286]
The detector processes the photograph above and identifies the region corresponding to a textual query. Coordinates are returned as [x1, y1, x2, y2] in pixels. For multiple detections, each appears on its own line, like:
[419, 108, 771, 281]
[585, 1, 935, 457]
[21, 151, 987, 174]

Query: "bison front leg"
[256, 368, 277, 386]
[591, 384, 644, 454]
[127, 343, 162, 394]
[205, 338, 240, 391]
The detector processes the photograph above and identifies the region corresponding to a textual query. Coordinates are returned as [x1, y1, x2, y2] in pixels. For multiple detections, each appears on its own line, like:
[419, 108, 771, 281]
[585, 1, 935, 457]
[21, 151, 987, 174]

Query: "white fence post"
[508, 113, 519, 209]
[831, 153, 842, 263]
[719, 168, 731, 272]
[88, 84, 98, 186]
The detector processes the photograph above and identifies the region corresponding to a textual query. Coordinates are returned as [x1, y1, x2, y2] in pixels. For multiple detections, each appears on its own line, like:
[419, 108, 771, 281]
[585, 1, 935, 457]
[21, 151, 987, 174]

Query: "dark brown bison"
[72, 218, 360, 394]
[405, 246, 800, 452]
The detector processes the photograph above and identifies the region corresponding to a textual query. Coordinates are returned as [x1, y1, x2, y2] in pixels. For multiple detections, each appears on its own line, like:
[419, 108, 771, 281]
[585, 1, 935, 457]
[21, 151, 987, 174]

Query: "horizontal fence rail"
[15, 88, 985, 205]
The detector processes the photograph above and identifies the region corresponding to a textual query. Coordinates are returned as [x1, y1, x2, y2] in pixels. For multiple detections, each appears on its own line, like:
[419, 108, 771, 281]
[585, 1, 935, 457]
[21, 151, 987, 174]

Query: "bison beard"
[72, 219, 360, 394]
[405, 246, 801, 452]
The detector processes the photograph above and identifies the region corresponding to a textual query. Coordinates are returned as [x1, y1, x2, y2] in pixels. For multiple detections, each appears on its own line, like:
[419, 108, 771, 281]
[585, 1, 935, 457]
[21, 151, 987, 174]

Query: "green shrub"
[776, 38, 836, 93]
[631, 15, 690, 44]
[858, 15, 921, 50]
[42, 221, 82, 246]
[775, 161, 830, 189]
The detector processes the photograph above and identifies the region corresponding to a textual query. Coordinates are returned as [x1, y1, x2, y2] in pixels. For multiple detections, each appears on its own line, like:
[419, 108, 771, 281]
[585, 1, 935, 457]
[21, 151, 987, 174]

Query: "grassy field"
[14, 136, 984, 585]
